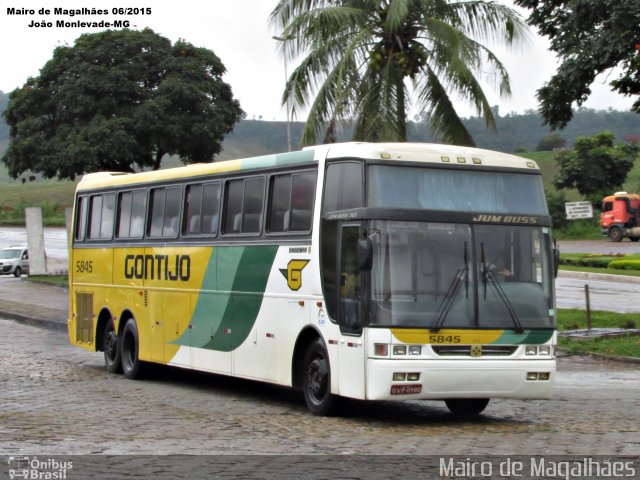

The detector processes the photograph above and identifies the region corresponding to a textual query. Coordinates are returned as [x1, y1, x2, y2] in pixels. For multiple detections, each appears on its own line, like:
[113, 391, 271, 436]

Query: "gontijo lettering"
[124, 254, 190, 281]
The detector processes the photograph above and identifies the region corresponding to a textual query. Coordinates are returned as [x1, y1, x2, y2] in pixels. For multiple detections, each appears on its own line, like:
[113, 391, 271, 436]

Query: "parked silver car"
[0, 246, 29, 277]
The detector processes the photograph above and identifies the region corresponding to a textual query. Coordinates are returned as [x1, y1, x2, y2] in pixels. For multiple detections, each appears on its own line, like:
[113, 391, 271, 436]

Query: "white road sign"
[565, 201, 593, 219]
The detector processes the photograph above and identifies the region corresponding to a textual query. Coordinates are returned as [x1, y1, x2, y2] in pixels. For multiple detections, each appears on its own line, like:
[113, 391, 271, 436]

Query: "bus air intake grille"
[75, 292, 94, 344]
[431, 345, 517, 357]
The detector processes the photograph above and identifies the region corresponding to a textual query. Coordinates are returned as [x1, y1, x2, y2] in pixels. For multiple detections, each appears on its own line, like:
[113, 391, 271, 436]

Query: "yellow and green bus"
[68, 142, 557, 416]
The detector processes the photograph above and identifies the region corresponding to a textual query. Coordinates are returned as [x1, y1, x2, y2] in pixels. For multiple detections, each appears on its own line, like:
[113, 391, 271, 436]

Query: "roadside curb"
[585, 352, 640, 365]
[2, 310, 67, 332]
[558, 270, 640, 284]
[20, 278, 70, 289]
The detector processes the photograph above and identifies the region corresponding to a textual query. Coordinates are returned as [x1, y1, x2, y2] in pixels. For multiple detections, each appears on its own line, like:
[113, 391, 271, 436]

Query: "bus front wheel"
[103, 319, 122, 374]
[302, 339, 341, 416]
[120, 319, 145, 379]
[445, 398, 490, 416]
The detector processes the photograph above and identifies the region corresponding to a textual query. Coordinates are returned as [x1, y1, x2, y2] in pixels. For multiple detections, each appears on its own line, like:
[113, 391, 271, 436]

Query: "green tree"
[553, 131, 639, 203]
[545, 189, 569, 230]
[270, 0, 528, 146]
[2, 29, 242, 180]
[535, 133, 566, 151]
[0, 91, 9, 141]
[514, 0, 640, 129]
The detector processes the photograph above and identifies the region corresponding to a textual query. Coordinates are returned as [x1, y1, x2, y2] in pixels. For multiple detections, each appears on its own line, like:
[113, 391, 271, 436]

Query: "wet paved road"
[555, 276, 640, 312]
[1, 226, 68, 260]
[560, 240, 640, 254]
[1, 318, 639, 456]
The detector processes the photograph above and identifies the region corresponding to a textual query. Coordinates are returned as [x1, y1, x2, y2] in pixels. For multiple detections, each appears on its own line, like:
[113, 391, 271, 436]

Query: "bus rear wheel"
[120, 318, 145, 379]
[445, 398, 490, 416]
[103, 319, 122, 374]
[303, 339, 341, 416]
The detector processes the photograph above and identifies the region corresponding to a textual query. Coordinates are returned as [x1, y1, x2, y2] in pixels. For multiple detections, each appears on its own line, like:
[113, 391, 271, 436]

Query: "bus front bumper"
[365, 358, 555, 401]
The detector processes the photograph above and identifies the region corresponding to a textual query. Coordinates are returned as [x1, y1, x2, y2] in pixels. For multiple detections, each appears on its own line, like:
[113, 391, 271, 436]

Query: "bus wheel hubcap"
[105, 331, 117, 360]
[308, 358, 327, 400]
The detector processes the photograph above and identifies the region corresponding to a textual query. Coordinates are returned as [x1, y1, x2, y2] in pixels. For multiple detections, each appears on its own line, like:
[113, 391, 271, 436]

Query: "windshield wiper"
[430, 242, 468, 333]
[480, 242, 524, 333]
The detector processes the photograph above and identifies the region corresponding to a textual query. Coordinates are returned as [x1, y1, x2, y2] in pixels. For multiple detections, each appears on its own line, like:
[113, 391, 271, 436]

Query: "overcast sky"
[0, 0, 635, 122]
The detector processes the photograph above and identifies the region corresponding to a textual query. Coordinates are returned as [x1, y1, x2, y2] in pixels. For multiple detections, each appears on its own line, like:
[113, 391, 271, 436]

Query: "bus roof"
[76, 149, 316, 190]
[309, 142, 539, 170]
[76, 142, 539, 191]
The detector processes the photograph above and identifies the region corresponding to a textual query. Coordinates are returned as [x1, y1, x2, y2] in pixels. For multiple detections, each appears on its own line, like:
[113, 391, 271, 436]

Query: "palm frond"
[272, 0, 527, 146]
[416, 67, 475, 146]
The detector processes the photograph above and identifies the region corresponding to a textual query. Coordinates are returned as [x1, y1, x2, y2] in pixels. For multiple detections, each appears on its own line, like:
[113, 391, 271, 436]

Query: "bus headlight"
[393, 345, 407, 355]
[525, 345, 554, 356]
[409, 346, 422, 356]
[538, 346, 552, 355]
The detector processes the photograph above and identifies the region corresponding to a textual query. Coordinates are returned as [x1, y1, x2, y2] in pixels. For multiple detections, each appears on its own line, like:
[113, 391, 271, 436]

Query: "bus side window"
[88, 195, 103, 239]
[100, 194, 115, 239]
[74, 196, 88, 241]
[223, 177, 264, 235]
[290, 172, 316, 231]
[242, 178, 265, 233]
[224, 180, 244, 234]
[184, 184, 204, 235]
[267, 170, 316, 234]
[268, 174, 292, 233]
[162, 187, 181, 237]
[117, 191, 133, 238]
[184, 182, 220, 236]
[130, 190, 147, 238]
[149, 186, 181, 238]
[322, 162, 363, 213]
[202, 183, 220, 235]
[149, 188, 166, 237]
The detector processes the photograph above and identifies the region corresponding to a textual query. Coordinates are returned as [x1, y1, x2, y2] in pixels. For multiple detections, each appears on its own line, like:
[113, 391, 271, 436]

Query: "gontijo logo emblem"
[280, 259, 310, 291]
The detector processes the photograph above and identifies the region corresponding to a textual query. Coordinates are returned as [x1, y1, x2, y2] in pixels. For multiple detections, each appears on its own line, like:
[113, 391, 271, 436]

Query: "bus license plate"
[390, 384, 422, 395]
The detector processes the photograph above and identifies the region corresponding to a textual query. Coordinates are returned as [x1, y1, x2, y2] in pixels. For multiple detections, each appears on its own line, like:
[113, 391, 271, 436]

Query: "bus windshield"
[368, 221, 555, 330]
[368, 165, 547, 215]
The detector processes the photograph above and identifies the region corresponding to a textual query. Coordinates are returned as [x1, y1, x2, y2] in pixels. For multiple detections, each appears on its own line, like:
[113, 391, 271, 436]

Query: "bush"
[608, 260, 640, 271]
[560, 253, 624, 268]
[620, 319, 637, 329]
[0, 200, 67, 226]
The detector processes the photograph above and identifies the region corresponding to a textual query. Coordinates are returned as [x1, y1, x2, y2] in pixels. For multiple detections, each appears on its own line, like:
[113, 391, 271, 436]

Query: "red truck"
[600, 192, 640, 242]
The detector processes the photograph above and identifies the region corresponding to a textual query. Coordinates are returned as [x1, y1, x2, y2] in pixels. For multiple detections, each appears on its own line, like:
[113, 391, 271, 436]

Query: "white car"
[0, 246, 29, 277]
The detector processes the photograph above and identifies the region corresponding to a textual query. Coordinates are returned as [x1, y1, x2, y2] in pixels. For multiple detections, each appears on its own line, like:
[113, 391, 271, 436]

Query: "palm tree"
[270, 0, 529, 146]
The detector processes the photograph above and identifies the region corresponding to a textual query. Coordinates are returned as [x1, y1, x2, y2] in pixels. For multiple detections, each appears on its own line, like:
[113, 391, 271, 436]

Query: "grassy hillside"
[0, 126, 638, 227]
[518, 150, 640, 198]
[0, 181, 76, 225]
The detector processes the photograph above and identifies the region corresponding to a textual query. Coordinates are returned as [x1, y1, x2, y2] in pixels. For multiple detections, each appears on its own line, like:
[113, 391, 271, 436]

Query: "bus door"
[337, 224, 366, 398]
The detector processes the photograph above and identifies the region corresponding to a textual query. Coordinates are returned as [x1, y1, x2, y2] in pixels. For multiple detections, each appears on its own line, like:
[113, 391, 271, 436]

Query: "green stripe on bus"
[239, 150, 315, 171]
[494, 329, 554, 345]
[203, 246, 278, 351]
[175, 245, 279, 352]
